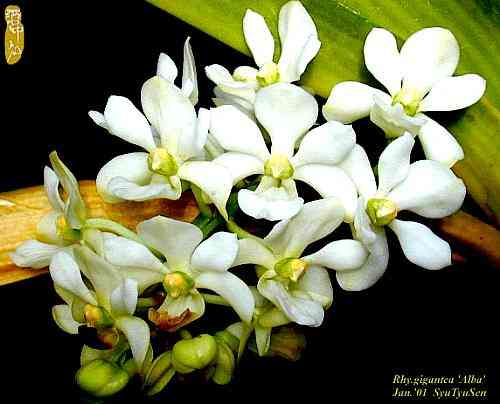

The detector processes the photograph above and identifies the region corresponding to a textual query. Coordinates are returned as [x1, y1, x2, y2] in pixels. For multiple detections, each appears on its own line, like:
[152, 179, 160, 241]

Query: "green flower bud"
[366, 198, 398, 226]
[267, 327, 306, 362]
[212, 341, 235, 385]
[256, 62, 280, 87]
[76, 359, 129, 398]
[148, 148, 178, 177]
[172, 334, 218, 374]
[264, 154, 294, 180]
[84, 304, 114, 329]
[162, 271, 195, 298]
[392, 88, 421, 117]
[143, 351, 177, 396]
[274, 258, 308, 282]
[214, 330, 239, 353]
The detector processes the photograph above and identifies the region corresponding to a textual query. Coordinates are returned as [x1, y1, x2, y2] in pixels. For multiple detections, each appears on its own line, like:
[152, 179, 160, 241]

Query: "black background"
[1, 1, 499, 402]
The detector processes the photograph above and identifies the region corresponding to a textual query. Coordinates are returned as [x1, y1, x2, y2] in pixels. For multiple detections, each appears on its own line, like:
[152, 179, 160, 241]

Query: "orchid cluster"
[11, 1, 484, 398]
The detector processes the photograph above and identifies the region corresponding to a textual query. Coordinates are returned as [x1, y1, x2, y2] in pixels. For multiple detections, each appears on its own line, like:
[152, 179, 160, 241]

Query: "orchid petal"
[10, 240, 63, 269]
[44, 166, 64, 212]
[264, 197, 344, 259]
[210, 105, 269, 161]
[419, 74, 486, 112]
[52, 304, 81, 335]
[277, 1, 320, 82]
[338, 145, 377, 201]
[49, 250, 97, 306]
[257, 278, 324, 327]
[303, 239, 368, 271]
[238, 177, 304, 221]
[255, 83, 318, 157]
[103, 96, 156, 152]
[196, 271, 255, 323]
[233, 238, 277, 270]
[213, 152, 264, 184]
[389, 219, 451, 270]
[107, 175, 182, 202]
[400, 27, 459, 98]
[205, 64, 234, 85]
[191, 232, 239, 273]
[293, 164, 357, 222]
[243, 9, 274, 67]
[96, 152, 152, 203]
[157, 53, 178, 83]
[293, 265, 333, 308]
[388, 160, 466, 218]
[137, 216, 202, 271]
[88, 111, 109, 130]
[102, 234, 166, 293]
[255, 324, 272, 357]
[323, 81, 385, 124]
[376, 133, 415, 196]
[417, 115, 464, 167]
[110, 278, 138, 317]
[141, 76, 197, 161]
[182, 37, 198, 105]
[115, 316, 150, 370]
[291, 121, 356, 167]
[336, 228, 389, 291]
[364, 28, 402, 96]
[178, 161, 233, 220]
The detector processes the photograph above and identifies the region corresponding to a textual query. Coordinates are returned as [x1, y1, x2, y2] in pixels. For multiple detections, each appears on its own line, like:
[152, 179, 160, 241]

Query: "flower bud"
[148, 148, 178, 177]
[274, 258, 308, 282]
[84, 304, 114, 328]
[56, 215, 81, 242]
[214, 330, 239, 352]
[172, 334, 218, 374]
[76, 359, 129, 397]
[143, 351, 177, 396]
[256, 62, 280, 86]
[366, 198, 398, 226]
[162, 271, 194, 298]
[211, 340, 235, 385]
[267, 327, 306, 362]
[264, 154, 294, 180]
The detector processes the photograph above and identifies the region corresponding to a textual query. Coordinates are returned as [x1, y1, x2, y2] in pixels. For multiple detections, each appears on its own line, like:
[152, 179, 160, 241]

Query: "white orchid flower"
[100, 216, 255, 331]
[89, 51, 232, 219]
[336, 133, 466, 291]
[10, 152, 86, 268]
[50, 246, 151, 371]
[205, 0, 320, 115]
[323, 27, 486, 167]
[210, 83, 358, 221]
[231, 198, 369, 327]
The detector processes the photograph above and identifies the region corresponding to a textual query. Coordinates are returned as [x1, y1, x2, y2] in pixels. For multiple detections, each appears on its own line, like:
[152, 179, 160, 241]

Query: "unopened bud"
[366, 198, 398, 226]
[143, 351, 176, 396]
[172, 334, 218, 374]
[274, 258, 308, 282]
[162, 271, 194, 298]
[148, 148, 178, 177]
[264, 154, 294, 180]
[76, 359, 129, 397]
[256, 62, 280, 87]
[212, 340, 235, 385]
[214, 330, 239, 352]
[267, 327, 306, 362]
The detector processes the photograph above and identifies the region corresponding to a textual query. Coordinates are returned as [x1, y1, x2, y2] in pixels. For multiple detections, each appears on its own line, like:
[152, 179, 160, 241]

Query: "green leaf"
[146, 0, 500, 223]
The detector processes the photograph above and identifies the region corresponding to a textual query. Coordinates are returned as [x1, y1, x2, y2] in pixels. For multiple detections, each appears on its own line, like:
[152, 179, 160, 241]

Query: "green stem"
[201, 293, 231, 307]
[192, 212, 225, 237]
[191, 185, 212, 217]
